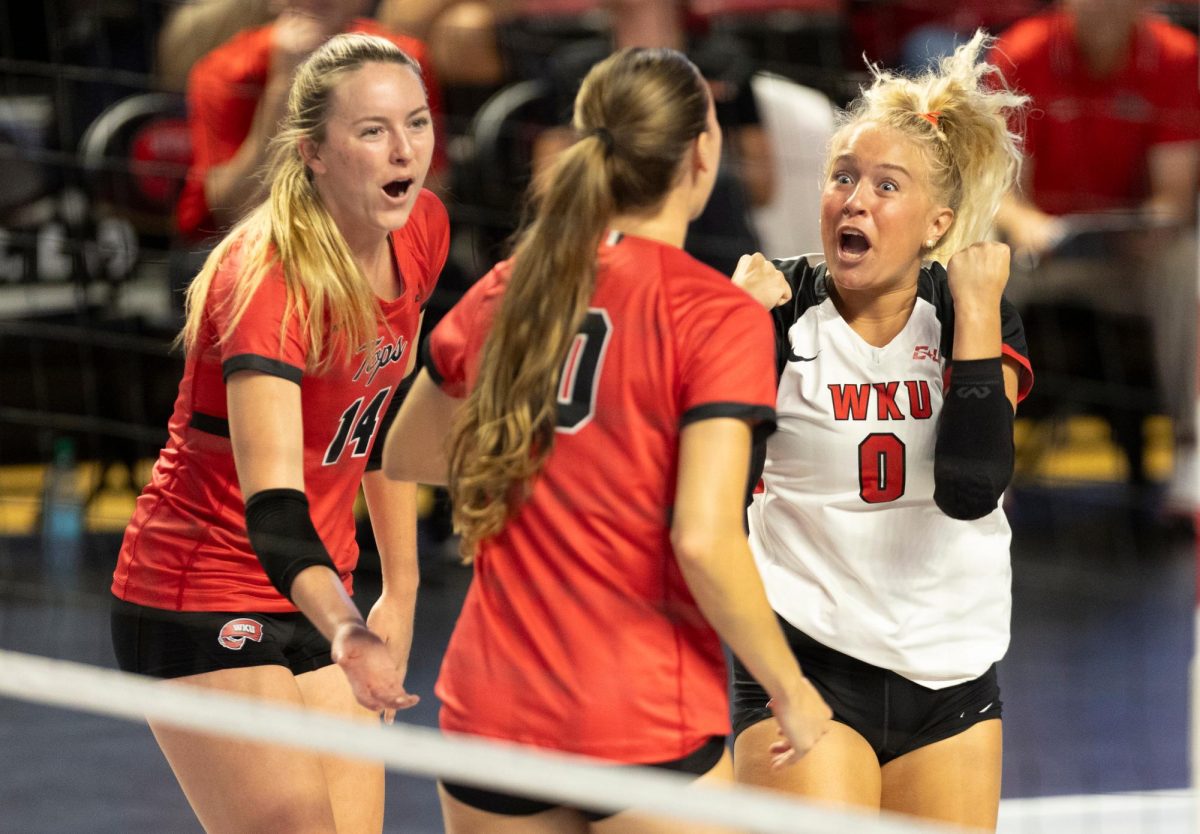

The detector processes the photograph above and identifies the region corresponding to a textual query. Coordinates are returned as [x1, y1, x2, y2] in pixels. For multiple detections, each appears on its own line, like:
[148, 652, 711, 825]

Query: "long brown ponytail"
[448, 47, 709, 557]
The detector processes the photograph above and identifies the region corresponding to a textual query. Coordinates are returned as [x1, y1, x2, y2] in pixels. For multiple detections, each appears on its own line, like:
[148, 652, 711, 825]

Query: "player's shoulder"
[207, 234, 282, 302]
[917, 258, 1028, 363]
[207, 236, 249, 294]
[458, 259, 512, 314]
[604, 234, 717, 292]
[915, 257, 1014, 319]
[769, 254, 831, 322]
[993, 10, 1061, 63]
[429, 261, 508, 362]
[413, 188, 449, 229]
[920, 258, 949, 289]
[393, 188, 448, 243]
[660, 245, 766, 312]
[390, 188, 448, 272]
[663, 248, 730, 289]
[192, 24, 273, 86]
[772, 253, 824, 288]
[916, 259, 953, 315]
[1144, 16, 1199, 63]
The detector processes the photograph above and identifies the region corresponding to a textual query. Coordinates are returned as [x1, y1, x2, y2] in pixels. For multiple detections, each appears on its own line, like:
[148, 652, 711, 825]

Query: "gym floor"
[0, 427, 1192, 833]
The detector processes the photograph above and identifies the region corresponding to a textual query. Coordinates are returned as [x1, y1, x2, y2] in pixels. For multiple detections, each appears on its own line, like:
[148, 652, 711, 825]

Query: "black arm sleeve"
[933, 357, 1014, 521]
[244, 488, 338, 600]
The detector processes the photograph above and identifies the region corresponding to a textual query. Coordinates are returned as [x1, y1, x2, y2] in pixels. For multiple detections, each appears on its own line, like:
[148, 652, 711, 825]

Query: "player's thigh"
[735, 717, 881, 809]
[438, 782, 590, 834]
[591, 748, 740, 834]
[880, 718, 1002, 831]
[295, 663, 386, 834]
[148, 664, 337, 834]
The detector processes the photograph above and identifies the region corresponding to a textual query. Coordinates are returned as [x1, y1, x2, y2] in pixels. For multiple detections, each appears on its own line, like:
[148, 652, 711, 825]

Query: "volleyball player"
[382, 47, 831, 833]
[109, 34, 447, 834]
[731, 33, 1034, 831]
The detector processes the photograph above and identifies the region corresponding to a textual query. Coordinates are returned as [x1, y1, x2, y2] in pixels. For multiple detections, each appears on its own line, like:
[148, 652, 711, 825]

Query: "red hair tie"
[919, 111, 942, 127]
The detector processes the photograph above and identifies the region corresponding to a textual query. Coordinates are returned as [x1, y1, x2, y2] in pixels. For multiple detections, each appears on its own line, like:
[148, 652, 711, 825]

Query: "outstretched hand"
[366, 593, 414, 725]
[732, 253, 792, 310]
[331, 622, 419, 715]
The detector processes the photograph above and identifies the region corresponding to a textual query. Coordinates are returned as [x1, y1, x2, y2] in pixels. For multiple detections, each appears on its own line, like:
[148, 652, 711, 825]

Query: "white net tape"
[0, 648, 972, 834]
[1000, 791, 1192, 834]
[1193, 610, 1200, 834]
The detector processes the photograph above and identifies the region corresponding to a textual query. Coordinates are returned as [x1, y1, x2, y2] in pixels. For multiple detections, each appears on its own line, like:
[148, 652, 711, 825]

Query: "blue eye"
[880, 181, 897, 192]
[834, 173, 852, 185]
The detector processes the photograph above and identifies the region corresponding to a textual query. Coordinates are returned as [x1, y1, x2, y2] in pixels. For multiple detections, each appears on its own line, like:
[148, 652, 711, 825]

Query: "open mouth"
[839, 229, 870, 257]
[383, 179, 413, 199]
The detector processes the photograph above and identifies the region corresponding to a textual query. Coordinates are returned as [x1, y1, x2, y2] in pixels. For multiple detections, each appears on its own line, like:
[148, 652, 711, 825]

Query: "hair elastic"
[588, 126, 615, 155]
[919, 111, 942, 127]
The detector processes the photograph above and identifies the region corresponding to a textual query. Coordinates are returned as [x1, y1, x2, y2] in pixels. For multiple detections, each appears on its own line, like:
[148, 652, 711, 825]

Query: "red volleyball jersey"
[428, 232, 777, 762]
[112, 190, 448, 611]
[176, 18, 447, 240]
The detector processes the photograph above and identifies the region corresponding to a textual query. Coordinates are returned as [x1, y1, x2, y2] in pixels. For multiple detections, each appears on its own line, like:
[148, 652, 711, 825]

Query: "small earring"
[925, 238, 937, 249]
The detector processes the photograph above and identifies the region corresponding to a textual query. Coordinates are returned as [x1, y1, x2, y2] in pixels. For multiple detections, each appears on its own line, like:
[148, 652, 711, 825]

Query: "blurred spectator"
[530, 0, 773, 274]
[993, 0, 1197, 233]
[377, 0, 510, 87]
[156, 0, 274, 92]
[990, 0, 1200, 505]
[1152, 1, 1198, 36]
[379, 0, 851, 90]
[174, 0, 447, 244]
[850, 0, 1045, 70]
[375, 0, 455, 40]
[611, 0, 773, 208]
[378, 0, 603, 87]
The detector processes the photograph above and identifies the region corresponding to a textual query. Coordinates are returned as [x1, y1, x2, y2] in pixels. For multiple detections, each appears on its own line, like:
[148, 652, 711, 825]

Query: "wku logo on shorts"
[217, 618, 265, 651]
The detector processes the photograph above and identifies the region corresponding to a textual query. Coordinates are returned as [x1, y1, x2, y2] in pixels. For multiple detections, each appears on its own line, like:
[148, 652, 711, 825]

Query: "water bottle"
[41, 437, 84, 584]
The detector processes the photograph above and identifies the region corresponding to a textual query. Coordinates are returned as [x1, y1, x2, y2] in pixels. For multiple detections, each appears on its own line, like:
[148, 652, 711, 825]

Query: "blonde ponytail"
[835, 30, 1029, 258]
[180, 33, 426, 372]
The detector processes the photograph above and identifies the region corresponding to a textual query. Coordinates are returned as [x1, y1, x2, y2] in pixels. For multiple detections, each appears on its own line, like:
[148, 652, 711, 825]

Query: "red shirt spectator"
[992, 8, 1200, 215]
[851, 0, 1041, 67]
[177, 18, 446, 240]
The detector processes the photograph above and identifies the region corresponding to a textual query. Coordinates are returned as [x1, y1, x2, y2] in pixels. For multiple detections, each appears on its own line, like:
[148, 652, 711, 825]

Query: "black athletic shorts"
[732, 617, 1001, 765]
[111, 596, 333, 679]
[440, 735, 727, 821]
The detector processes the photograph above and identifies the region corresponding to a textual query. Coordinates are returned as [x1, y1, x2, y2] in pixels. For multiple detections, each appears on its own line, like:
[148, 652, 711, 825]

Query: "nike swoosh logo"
[978, 702, 994, 714]
[787, 348, 819, 362]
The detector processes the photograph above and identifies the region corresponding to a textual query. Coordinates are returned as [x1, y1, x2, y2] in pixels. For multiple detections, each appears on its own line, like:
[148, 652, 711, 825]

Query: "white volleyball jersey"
[748, 256, 1034, 688]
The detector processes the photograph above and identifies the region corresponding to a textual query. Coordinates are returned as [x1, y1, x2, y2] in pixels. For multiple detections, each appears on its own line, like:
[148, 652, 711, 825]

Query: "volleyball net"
[0, 647, 976, 834]
[0, 564, 1194, 834]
